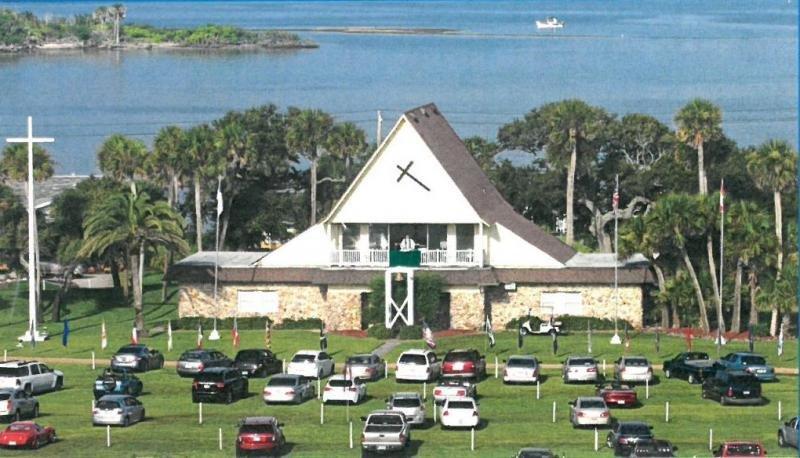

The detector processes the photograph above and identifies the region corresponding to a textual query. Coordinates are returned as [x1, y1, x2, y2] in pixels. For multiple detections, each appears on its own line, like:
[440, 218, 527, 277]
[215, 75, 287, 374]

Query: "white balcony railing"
[330, 249, 477, 267]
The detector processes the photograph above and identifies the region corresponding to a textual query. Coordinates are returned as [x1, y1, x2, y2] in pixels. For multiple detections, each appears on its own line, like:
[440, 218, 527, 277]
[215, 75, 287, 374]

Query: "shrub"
[275, 318, 322, 330]
[366, 325, 394, 340]
[558, 315, 633, 331]
[173, 317, 271, 331]
[397, 325, 422, 340]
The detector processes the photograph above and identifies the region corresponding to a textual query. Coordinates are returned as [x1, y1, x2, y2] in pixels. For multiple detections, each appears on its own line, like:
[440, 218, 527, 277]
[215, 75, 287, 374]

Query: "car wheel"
[33, 405, 39, 419]
[688, 374, 696, 384]
[14, 410, 21, 422]
[779, 432, 786, 447]
[141, 409, 145, 421]
[123, 416, 130, 427]
[55, 377, 63, 391]
[24, 384, 32, 396]
[50, 433, 57, 443]
[226, 390, 233, 404]
[664, 369, 671, 379]
[32, 438, 40, 449]
[192, 394, 199, 403]
[606, 434, 613, 448]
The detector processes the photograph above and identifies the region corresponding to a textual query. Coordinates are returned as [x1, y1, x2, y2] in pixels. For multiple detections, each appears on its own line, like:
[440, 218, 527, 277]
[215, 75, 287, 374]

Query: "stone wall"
[178, 283, 366, 330]
[448, 287, 484, 329]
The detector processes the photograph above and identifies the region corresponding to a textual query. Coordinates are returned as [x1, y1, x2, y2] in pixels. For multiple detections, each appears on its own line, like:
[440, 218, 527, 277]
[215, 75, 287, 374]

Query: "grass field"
[0, 277, 797, 457]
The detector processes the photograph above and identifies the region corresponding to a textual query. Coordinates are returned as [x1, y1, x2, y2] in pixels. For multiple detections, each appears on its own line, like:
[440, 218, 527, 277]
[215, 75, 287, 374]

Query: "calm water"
[0, 1, 796, 174]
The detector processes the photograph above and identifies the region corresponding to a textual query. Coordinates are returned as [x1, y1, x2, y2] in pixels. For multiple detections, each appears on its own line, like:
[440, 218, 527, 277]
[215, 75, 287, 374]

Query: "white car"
[0, 361, 64, 394]
[432, 379, 477, 405]
[503, 355, 540, 384]
[0, 389, 39, 421]
[286, 351, 334, 379]
[615, 357, 653, 383]
[262, 374, 316, 404]
[440, 396, 479, 429]
[386, 392, 426, 426]
[92, 395, 145, 427]
[569, 396, 611, 427]
[396, 350, 440, 382]
[322, 375, 366, 404]
[344, 354, 385, 381]
[562, 356, 599, 383]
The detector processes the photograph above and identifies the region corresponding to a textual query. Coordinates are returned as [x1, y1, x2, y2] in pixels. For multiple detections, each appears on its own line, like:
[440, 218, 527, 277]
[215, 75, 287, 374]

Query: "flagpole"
[611, 174, 621, 345]
[718, 179, 725, 337]
[210, 176, 222, 341]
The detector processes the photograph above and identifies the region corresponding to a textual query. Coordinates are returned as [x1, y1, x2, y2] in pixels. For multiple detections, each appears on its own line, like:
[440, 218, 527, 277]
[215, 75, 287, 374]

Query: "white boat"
[536, 17, 564, 29]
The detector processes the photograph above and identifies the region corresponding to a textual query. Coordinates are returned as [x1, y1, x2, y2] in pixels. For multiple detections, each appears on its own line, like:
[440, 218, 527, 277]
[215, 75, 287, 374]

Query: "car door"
[319, 353, 332, 375]
[30, 364, 48, 393]
[427, 353, 439, 377]
[131, 397, 144, 421]
[789, 417, 799, 447]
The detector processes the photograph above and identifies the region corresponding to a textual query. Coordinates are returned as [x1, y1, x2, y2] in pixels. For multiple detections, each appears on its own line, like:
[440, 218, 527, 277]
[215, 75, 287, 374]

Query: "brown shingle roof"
[404, 104, 575, 264]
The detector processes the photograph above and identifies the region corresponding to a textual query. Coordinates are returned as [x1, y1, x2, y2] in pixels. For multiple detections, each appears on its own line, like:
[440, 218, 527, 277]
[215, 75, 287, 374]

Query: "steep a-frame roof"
[402, 103, 576, 264]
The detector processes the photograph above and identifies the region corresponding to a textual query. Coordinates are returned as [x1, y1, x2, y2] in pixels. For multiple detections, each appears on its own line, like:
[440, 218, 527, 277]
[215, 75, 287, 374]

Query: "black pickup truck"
[662, 352, 716, 384]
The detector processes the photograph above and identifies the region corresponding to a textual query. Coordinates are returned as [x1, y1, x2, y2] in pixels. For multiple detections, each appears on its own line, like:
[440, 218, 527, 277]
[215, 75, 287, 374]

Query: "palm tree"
[674, 99, 722, 195]
[79, 191, 188, 332]
[110, 4, 126, 46]
[326, 122, 367, 176]
[746, 139, 797, 335]
[286, 109, 334, 226]
[213, 114, 252, 249]
[185, 124, 222, 251]
[98, 134, 148, 194]
[535, 100, 612, 245]
[645, 193, 710, 331]
[620, 216, 671, 328]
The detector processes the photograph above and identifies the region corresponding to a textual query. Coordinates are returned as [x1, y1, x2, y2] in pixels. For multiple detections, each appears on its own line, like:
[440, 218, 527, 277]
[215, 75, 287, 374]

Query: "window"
[29, 365, 40, 375]
[369, 224, 389, 250]
[456, 224, 474, 250]
[428, 224, 447, 250]
[342, 224, 360, 250]
[237, 290, 279, 315]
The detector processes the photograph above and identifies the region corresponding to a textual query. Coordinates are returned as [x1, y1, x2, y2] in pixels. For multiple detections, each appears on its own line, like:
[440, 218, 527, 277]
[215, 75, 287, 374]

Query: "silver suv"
[0, 361, 64, 394]
[386, 392, 425, 426]
[0, 389, 39, 421]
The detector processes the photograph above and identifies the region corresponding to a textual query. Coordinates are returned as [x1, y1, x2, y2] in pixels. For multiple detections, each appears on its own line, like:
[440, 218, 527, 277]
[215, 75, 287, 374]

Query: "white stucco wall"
[486, 223, 564, 268]
[259, 224, 331, 267]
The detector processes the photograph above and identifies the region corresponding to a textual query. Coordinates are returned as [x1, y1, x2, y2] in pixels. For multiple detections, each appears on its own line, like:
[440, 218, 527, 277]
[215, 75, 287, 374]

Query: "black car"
[192, 368, 249, 403]
[234, 349, 282, 378]
[606, 421, 654, 456]
[662, 352, 716, 384]
[701, 370, 762, 406]
[177, 350, 233, 378]
[111, 345, 165, 372]
[629, 439, 676, 457]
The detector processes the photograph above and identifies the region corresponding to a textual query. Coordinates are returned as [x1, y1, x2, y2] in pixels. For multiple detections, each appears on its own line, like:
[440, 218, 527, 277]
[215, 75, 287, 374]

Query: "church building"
[168, 104, 651, 330]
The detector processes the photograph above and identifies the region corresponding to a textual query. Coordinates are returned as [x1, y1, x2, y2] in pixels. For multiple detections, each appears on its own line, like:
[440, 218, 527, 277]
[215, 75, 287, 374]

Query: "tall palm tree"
[646, 193, 710, 331]
[746, 139, 797, 335]
[79, 191, 188, 332]
[326, 122, 367, 176]
[674, 99, 722, 195]
[286, 109, 333, 226]
[620, 216, 671, 328]
[535, 100, 612, 245]
[213, 115, 252, 249]
[185, 124, 222, 251]
[98, 134, 148, 194]
[110, 4, 127, 46]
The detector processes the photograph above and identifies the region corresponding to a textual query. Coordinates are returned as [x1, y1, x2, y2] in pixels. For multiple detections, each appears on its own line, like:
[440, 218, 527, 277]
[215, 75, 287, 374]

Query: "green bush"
[275, 318, 322, 330]
[397, 325, 422, 340]
[558, 315, 633, 331]
[367, 273, 445, 329]
[173, 317, 271, 331]
[366, 325, 394, 340]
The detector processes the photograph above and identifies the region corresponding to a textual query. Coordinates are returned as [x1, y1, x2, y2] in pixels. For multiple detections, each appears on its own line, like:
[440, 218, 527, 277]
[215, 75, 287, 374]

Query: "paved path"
[372, 339, 402, 357]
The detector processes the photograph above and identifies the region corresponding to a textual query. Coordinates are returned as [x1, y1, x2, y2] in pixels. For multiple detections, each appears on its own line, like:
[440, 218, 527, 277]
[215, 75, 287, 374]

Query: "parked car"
[614, 357, 653, 383]
[628, 439, 676, 457]
[442, 349, 486, 381]
[234, 349, 282, 378]
[386, 392, 425, 426]
[93, 367, 143, 399]
[712, 441, 767, 457]
[714, 353, 777, 382]
[514, 448, 556, 458]
[0, 422, 56, 449]
[323, 375, 366, 404]
[606, 421, 654, 456]
[701, 371, 762, 406]
[440, 396, 479, 429]
[111, 344, 165, 372]
[662, 352, 716, 384]
[345, 354, 385, 381]
[569, 396, 610, 428]
[503, 355, 540, 384]
[176, 350, 233, 378]
[396, 349, 440, 382]
[778, 416, 798, 448]
[0, 361, 64, 394]
[235, 416, 286, 457]
[0, 389, 38, 422]
[596, 381, 638, 407]
[433, 378, 477, 405]
[360, 410, 411, 454]
[92, 394, 145, 427]
[192, 368, 248, 404]
[286, 350, 334, 379]
[562, 356, 599, 383]
[262, 374, 315, 404]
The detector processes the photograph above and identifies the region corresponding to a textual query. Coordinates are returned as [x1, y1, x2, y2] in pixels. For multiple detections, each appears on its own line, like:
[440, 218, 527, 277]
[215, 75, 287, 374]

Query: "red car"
[236, 416, 286, 457]
[0, 422, 56, 449]
[713, 441, 767, 457]
[595, 381, 638, 407]
[442, 349, 486, 381]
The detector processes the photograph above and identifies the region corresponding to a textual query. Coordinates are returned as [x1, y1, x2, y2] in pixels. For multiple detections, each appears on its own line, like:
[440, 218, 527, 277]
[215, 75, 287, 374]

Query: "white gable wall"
[486, 223, 564, 268]
[329, 118, 482, 224]
[259, 224, 331, 267]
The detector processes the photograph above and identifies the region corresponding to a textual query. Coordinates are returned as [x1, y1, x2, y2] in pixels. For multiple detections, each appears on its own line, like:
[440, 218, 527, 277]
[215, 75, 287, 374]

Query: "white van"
[395, 349, 440, 382]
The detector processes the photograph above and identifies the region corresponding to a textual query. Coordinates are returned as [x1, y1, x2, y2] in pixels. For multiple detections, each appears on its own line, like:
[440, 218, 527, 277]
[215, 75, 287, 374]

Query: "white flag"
[167, 320, 173, 352]
[216, 180, 223, 216]
[101, 320, 108, 350]
[131, 326, 138, 345]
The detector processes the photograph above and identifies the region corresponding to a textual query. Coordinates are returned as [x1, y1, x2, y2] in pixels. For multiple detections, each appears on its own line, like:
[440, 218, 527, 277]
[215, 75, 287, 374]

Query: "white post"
[536, 380, 540, 400]
[602, 359, 606, 378]
[317, 378, 321, 400]
[3, 350, 6, 361]
[646, 378, 650, 399]
[708, 429, 713, 451]
[433, 401, 437, 423]
[106, 425, 111, 447]
[384, 361, 388, 379]
[349, 421, 353, 449]
[92, 400, 96, 414]
[665, 401, 670, 423]
[199, 402, 203, 425]
[778, 400, 782, 420]
[218, 428, 222, 451]
[92, 351, 96, 370]
[494, 357, 498, 378]
[320, 402, 325, 425]
[552, 401, 556, 423]
[594, 427, 599, 451]
[423, 382, 427, 401]
[282, 359, 286, 373]
[471, 427, 475, 451]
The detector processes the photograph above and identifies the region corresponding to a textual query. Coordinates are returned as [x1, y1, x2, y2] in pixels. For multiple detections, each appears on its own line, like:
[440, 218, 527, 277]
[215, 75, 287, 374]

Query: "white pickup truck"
[0, 361, 64, 395]
[361, 410, 410, 455]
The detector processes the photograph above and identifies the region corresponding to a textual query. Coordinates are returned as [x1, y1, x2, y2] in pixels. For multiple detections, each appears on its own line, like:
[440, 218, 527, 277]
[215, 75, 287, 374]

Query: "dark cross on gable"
[396, 161, 431, 191]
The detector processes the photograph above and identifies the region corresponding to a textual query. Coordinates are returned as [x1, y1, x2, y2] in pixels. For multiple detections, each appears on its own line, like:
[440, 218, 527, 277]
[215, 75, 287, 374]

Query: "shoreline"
[0, 40, 318, 54]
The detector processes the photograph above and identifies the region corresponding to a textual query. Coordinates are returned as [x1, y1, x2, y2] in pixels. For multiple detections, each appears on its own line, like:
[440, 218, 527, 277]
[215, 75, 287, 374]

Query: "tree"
[613, 114, 674, 170]
[746, 139, 797, 335]
[463, 136, 501, 175]
[184, 124, 222, 252]
[97, 134, 148, 194]
[674, 99, 722, 195]
[110, 4, 126, 46]
[286, 109, 333, 226]
[326, 121, 367, 176]
[499, 100, 613, 245]
[79, 190, 188, 332]
[620, 216, 672, 328]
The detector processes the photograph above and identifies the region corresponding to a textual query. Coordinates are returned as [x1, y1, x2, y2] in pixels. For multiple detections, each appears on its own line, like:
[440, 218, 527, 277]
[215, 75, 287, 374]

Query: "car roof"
[119, 344, 147, 349]
[271, 374, 302, 380]
[447, 349, 476, 353]
[294, 350, 320, 356]
[439, 379, 472, 386]
[576, 396, 605, 402]
[508, 355, 537, 360]
[199, 367, 231, 374]
[0, 361, 40, 367]
[392, 392, 422, 398]
[348, 353, 376, 358]
[444, 396, 475, 403]
[566, 356, 594, 360]
[97, 394, 132, 401]
[400, 349, 431, 355]
[328, 375, 352, 380]
[619, 421, 650, 427]
[368, 410, 404, 416]
[623, 356, 648, 360]
[240, 416, 277, 425]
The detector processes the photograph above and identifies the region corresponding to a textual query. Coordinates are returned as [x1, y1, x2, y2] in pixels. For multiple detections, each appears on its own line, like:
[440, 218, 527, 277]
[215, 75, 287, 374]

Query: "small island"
[0, 5, 317, 53]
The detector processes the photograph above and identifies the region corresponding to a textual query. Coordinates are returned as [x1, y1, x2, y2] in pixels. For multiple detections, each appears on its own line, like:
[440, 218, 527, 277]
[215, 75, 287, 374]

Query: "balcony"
[330, 249, 476, 267]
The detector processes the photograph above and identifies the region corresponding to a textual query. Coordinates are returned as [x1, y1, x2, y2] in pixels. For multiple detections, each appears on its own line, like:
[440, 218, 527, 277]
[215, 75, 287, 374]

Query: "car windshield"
[625, 358, 649, 367]
[8, 424, 33, 432]
[240, 424, 274, 434]
[519, 452, 553, 458]
[392, 398, 421, 407]
[329, 379, 353, 387]
[181, 351, 207, 360]
[195, 373, 225, 382]
[117, 347, 143, 354]
[268, 377, 297, 387]
[568, 358, 595, 366]
[292, 354, 316, 363]
[726, 444, 762, 455]
[0, 367, 27, 377]
[444, 352, 473, 362]
[0, 393, 11, 401]
[347, 356, 372, 365]
[236, 351, 263, 362]
[620, 424, 651, 436]
[97, 400, 121, 410]
[447, 401, 474, 409]
[686, 353, 709, 360]
[741, 356, 766, 366]
[580, 400, 606, 409]
[507, 358, 536, 368]
[399, 354, 427, 365]
[604, 383, 631, 390]
[365, 415, 403, 432]
[730, 375, 758, 385]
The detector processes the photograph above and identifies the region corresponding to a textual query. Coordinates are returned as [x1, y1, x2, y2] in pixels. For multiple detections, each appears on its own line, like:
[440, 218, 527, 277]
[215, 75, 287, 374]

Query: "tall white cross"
[6, 117, 54, 342]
